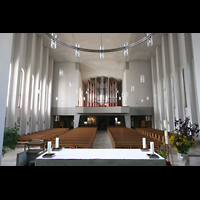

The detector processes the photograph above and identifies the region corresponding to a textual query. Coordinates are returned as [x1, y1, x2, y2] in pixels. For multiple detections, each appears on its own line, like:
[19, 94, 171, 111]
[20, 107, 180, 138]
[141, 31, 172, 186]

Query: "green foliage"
[156, 149, 168, 159]
[2, 125, 21, 156]
[170, 116, 199, 154]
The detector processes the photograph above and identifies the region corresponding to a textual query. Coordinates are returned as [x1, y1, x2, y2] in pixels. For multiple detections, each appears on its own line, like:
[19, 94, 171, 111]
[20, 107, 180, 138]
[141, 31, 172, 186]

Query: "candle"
[55, 137, 59, 148]
[47, 141, 51, 154]
[142, 138, 146, 149]
[163, 120, 169, 144]
[150, 142, 154, 154]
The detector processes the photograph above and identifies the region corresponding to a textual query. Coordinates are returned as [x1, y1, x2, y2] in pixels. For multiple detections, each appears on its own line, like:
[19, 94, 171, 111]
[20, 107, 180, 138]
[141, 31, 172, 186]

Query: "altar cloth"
[35, 149, 166, 166]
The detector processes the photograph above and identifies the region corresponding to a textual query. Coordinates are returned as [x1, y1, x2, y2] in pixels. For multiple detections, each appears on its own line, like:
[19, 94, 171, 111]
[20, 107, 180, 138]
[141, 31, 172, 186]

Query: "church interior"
[1, 33, 200, 166]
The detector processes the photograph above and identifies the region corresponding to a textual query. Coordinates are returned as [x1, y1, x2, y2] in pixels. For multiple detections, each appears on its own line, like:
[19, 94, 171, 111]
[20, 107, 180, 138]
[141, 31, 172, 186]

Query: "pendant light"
[51, 33, 57, 49]
[100, 33, 104, 59]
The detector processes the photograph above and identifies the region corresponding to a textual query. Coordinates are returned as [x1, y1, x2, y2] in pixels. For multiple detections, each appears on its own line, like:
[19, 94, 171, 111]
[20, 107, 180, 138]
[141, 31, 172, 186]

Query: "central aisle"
[92, 130, 113, 149]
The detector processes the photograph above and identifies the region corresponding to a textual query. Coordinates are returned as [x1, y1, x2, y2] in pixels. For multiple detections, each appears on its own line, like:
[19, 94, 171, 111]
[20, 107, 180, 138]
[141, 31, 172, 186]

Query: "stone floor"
[92, 130, 113, 149]
[1, 130, 200, 166]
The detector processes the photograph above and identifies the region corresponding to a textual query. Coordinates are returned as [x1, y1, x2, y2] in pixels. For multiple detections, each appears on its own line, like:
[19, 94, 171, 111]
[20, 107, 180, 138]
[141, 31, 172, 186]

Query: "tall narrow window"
[18, 68, 24, 108]
[140, 75, 145, 83]
[45, 85, 48, 112]
[30, 75, 34, 110]
[182, 69, 187, 108]
[38, 80, 42, 110]
[171, 76, 175, 109]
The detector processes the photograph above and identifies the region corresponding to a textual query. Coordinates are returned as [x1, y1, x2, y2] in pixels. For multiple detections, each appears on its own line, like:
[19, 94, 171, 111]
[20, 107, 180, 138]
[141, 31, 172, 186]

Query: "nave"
[1, 126, 200, 166]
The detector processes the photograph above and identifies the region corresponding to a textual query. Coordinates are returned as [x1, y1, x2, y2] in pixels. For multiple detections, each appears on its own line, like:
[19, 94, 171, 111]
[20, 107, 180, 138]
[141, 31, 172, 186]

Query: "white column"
[46, 57, 54, 129]
[0, 33, 13, 165]
[125, 114, 131, 128]
[177, 33, 198, 123]
[155, 46, 164, 130]
[21, 33, 37, 135]
[168, 33, 183, 121]
[32, 35, 43, 132]
[6, 33, 28, 130]
[40, 47, 49, 130]
[161, 34, 173, 131]
[191, 33, 200, 126]
[74, 114, 80, 128]
[151, 56, 159, 129]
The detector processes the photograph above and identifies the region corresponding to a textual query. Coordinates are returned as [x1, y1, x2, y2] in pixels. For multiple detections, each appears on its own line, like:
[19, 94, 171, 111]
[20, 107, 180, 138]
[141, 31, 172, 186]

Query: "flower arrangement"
[169, 117, 199, 154]
[169, 134, 195, 154]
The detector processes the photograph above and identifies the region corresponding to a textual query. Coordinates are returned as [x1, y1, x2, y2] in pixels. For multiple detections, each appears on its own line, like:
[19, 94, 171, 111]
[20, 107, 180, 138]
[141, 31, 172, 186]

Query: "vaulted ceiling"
[37, 33, 164, 83]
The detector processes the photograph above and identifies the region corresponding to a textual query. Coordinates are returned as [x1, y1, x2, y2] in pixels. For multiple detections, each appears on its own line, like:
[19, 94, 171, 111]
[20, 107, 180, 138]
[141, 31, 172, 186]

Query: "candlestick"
[55, 137, 59, 148]
[47, 141, 51, 154]
[163, 120, 169, 144]
[142, 138, 146, 149]
[150, 142, 154, 154]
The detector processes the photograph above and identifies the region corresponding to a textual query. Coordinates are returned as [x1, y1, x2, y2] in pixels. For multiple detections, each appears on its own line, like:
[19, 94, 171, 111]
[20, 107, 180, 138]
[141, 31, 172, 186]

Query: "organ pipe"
[87, 80, 90, 107]
[90, 81, 92, 107]
[115, 80, 117, 106]
[87, 77, 118, 107]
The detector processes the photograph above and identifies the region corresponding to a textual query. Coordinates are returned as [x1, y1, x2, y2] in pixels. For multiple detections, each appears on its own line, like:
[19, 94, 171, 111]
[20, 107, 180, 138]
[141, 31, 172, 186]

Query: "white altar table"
[35, 149, 166, 166]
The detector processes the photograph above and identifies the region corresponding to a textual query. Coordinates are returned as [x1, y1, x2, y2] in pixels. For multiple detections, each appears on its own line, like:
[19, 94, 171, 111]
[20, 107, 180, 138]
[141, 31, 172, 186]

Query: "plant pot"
[177, 153, 189, 166]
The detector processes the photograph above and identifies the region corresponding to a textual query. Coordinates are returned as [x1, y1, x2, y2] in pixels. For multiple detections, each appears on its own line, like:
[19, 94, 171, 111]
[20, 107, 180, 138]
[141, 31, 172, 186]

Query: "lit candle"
[150, 142, 154, 154]
[142, 138, 146, 149]
[163, 120, 169, 144]
[47, 141, 51, 154]
[55, 137, 59, 148]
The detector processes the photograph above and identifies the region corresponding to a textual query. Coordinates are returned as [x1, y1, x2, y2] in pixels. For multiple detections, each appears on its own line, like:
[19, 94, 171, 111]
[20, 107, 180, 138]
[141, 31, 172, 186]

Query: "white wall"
[191, 33, 200, 124]
[52, 62, 79, 108]
[0, 33, 14, 165]
[151, 33, 199, 139]
[5, 33, 54, 135]
[125, 61, 153, 107]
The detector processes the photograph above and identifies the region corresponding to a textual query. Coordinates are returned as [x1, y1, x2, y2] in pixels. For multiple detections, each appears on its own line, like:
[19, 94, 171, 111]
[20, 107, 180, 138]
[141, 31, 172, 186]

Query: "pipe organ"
[86, 77, 119, 107]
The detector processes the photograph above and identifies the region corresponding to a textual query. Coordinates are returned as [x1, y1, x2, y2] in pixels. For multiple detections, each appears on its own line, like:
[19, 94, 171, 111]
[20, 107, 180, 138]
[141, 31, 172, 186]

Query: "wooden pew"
[17, 128, 69, 148]
[107, 126, 163, 149]
[51, 127, 97, 148]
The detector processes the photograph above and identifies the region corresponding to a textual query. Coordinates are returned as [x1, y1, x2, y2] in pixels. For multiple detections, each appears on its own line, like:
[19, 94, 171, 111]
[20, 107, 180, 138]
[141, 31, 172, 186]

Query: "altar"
[35, 149, 166, 166]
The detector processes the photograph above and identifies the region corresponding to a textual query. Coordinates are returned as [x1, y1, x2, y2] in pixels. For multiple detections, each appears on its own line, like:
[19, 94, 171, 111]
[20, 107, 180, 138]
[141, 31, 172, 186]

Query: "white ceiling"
[37, 33, 164, 83]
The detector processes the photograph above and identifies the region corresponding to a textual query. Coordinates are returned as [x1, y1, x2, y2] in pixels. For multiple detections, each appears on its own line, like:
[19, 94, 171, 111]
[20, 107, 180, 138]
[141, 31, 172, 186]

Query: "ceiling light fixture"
[100, 33, 104, 59]
[47, 33, 155, 53]
[124, 42, 128, 56]
[75, 43, 80, 57]
[147, 33, 153, 47]
[51, 33, 57, 49]
[100, 46, 104, 59]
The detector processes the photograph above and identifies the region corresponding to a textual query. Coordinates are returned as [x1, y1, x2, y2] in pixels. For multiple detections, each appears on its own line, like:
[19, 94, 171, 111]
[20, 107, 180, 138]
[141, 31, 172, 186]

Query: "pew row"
[107, 126, 163, 149]
[135, 128, 172, 143]
[51, 127, 97, 148]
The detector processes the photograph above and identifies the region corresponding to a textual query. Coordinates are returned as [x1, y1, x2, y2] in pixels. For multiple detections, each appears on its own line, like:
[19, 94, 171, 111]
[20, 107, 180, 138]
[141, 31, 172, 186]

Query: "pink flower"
[70, 146, 74, 149]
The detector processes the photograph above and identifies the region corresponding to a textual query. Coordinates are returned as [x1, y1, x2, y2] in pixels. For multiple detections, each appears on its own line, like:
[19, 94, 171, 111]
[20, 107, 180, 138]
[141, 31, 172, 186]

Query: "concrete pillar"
[21, 33, 37, 135]
[177, 33, 198, 124]
[191, 33, 200, 126]
[151, 56, 159, 129]
[46, 58, 54, 129]
[168, 33, 183, 122]
[32, 35, 43, 132]
[0, 33, 13, 165]
[125, 114, 131, 128]
[6, 33, 28, 130]
[155, 46, 164, 130]
[74, 114, 80, 128]
[40, 47, 49, 130]
[161, 34, 173, 131]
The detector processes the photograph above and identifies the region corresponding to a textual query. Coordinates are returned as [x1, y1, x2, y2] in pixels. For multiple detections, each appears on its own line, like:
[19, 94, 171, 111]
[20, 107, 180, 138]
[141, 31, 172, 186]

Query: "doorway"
[53, 115, 74, 129]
